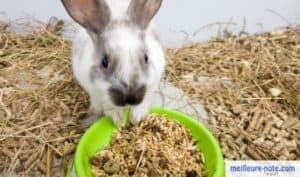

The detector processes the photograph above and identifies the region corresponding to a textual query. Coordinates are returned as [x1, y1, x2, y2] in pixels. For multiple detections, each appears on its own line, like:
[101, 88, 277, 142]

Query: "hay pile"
[91, 114, 205, 177]
[0, 23, 88, 176]
[166, 28, 300, 160]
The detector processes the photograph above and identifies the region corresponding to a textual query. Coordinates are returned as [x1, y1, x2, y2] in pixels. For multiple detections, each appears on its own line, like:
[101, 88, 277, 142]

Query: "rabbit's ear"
[128, 0, 162, 29]
[61, 0, 110, 33]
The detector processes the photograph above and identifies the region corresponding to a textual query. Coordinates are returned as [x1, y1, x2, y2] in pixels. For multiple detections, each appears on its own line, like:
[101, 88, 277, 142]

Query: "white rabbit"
[61, 0, 165, 127]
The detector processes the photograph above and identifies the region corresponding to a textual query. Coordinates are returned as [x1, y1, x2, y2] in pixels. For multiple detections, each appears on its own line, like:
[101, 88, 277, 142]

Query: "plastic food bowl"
[67, 107, 225, 177]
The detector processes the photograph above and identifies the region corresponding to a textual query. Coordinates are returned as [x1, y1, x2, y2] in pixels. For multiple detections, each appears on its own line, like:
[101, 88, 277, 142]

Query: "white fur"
[105, 0, 131, 20]
[72, 1, 165, 127]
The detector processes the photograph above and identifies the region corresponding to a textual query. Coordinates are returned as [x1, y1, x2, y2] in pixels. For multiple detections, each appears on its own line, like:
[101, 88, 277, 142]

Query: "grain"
[91, 114, 206, 177]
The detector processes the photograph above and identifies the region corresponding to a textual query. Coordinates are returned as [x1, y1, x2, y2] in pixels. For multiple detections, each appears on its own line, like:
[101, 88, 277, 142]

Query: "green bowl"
[68, 107, 225, 177]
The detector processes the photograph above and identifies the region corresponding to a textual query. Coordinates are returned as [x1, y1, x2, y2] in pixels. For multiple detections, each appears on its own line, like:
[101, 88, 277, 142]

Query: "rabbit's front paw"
[130, 104, 148, 125]
[106, 108, 126, 127]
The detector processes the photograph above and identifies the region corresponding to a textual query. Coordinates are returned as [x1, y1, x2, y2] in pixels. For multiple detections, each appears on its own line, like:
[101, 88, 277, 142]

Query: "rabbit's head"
[62, 0, 164, 106]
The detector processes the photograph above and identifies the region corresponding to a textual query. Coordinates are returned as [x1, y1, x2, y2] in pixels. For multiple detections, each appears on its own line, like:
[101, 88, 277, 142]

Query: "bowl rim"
[72, 106, 225, 177]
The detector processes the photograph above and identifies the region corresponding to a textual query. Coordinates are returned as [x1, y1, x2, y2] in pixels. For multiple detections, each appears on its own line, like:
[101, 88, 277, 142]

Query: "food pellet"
[90, 113, 206, 177]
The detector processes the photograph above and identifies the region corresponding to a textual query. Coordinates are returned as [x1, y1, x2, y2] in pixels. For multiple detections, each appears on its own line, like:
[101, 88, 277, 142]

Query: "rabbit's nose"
[109, 85, 146, 106]
[126, 85, 146, 105]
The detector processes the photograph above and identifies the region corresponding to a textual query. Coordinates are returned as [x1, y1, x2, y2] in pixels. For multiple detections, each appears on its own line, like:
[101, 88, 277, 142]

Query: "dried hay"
[0, 21, 88, 176]
[91, 114, 205, 177]
[0, 19, 299, 176]
[166, 28, 300, 160]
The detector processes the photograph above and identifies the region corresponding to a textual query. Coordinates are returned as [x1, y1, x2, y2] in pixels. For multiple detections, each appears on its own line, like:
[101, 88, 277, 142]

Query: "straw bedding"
[0, 22, 89, 176]
[166, 28, 300, 160]
[91, 114, 205, 177]
[0, 19, 299, 176]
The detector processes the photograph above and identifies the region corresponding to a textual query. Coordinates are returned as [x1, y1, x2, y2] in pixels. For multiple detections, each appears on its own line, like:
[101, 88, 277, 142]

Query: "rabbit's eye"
[144, 54, 148, 64]
[101, 54, 109, 68]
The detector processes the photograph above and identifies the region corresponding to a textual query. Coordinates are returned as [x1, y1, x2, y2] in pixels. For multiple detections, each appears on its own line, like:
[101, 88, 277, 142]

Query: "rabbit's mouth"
[109, 85, 146, 106]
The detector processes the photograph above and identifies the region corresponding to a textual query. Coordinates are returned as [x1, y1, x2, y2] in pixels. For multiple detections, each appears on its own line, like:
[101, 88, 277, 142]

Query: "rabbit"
[61, 0, 165, 128]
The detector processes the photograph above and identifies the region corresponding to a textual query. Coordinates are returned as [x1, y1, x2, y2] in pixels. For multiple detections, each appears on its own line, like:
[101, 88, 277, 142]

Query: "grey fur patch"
[90, 65, 99, 83]
[89, 55, 119, 83]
